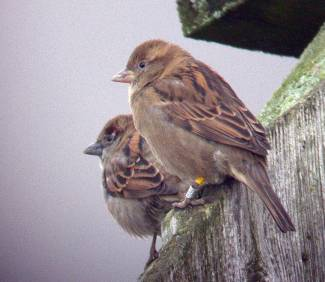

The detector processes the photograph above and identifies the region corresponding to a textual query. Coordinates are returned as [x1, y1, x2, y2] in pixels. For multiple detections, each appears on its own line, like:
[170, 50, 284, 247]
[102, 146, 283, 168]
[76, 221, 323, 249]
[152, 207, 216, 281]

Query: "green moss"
[258, 23, 325, 127]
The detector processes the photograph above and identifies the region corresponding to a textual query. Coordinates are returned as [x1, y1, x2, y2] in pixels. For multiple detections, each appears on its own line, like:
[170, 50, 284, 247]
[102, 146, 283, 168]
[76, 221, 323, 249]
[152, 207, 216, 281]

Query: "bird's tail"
[231, 160, 295, 233]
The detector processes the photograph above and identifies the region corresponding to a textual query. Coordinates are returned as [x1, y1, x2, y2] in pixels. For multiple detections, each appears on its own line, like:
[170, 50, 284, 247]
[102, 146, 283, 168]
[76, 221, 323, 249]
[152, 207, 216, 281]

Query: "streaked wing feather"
[152, 62, 270, 156]
[104, 132, 165, 197]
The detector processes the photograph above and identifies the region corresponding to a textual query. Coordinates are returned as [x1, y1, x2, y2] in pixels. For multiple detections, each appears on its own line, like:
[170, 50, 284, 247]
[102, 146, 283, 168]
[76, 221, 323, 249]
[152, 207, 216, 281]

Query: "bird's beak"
[83, 142, 103, 157]
[112, 69, 134, 83]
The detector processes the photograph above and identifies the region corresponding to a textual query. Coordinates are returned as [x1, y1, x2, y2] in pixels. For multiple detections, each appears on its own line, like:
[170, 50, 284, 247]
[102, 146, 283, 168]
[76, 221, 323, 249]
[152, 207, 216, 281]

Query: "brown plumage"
[112, 39, 295, 232]
[84, 114, 186, 266]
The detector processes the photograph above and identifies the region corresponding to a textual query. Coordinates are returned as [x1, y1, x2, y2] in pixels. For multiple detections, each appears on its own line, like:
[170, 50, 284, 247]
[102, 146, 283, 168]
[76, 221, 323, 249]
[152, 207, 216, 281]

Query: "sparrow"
[112, 39, 295, 232]
[84, 114, 186, 267]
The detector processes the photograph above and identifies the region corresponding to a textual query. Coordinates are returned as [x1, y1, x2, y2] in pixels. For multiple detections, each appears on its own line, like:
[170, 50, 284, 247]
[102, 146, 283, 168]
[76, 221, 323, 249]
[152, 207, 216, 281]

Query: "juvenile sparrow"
[112, 40, 295, 232]
[84, 114, 186, 266]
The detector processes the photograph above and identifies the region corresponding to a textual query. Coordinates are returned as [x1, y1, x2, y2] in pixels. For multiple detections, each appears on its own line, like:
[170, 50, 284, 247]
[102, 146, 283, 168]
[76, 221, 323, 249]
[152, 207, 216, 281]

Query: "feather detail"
[149, 60, 270, 157]
[100, 115, 183, 199]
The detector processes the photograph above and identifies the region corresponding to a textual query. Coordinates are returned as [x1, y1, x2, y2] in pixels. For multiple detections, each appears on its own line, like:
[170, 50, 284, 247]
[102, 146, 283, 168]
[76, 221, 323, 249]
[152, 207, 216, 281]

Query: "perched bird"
[112, 39, 295, 232]
[84, 114, 186, 266]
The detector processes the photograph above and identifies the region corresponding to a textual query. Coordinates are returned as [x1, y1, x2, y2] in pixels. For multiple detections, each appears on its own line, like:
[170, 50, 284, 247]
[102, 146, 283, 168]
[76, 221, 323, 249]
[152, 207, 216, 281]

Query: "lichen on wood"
[177, 0, 246, 36]
[259, 23, 325, 127]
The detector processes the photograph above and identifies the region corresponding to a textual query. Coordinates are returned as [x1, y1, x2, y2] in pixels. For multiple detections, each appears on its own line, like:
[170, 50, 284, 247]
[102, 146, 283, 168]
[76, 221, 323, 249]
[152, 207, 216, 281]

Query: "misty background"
[0, 1, 297, 281]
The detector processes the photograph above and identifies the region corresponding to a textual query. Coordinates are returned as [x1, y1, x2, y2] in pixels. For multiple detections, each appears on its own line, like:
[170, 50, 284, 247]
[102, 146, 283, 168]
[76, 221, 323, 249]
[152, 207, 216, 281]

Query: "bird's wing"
[150, 62, 270, 157]
[104, 133, 177, 199]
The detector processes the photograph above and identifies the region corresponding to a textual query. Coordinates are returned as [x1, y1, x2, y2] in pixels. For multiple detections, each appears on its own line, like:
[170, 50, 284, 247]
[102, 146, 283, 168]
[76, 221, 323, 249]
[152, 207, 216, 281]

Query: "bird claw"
[189, 198, 206, 206]
[172, 198, 207, 209]
[172, 198, 191, 209]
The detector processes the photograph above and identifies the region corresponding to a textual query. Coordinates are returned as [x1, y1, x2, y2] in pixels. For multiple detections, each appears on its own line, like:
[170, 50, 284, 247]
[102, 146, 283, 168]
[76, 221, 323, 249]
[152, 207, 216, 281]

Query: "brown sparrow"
[84, 114, 186, 266]
[112, 40, 295, 232]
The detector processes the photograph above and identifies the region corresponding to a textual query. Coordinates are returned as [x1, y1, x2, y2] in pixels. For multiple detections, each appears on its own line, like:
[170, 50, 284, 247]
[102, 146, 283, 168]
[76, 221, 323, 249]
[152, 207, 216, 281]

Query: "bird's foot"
[189, 198, 207, 206]
[172, 198, 191, 209]
[145, 249, 159, 268]
[172, 197, 211, 209]
[172, 184, 208, 209]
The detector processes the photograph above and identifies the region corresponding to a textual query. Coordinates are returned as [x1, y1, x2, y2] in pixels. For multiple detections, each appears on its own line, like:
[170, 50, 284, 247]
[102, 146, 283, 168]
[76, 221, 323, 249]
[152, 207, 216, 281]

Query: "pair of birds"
[85, 39, 295, 267]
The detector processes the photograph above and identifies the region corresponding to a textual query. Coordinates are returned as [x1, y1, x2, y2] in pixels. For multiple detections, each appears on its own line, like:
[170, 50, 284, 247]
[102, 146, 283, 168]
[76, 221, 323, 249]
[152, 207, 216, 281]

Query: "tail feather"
[232, 160, 295, 233]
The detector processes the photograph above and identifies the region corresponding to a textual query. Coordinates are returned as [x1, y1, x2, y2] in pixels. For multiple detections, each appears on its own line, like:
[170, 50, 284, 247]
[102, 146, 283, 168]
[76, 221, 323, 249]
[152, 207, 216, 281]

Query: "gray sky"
[0, 1, 297, 281]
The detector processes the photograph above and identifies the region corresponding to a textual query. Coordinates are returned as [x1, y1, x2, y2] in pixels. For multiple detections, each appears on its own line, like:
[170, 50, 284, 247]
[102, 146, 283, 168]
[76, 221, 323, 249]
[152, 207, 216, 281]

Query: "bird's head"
[112, 39, 191, 89]
[83, 114, 135, 160]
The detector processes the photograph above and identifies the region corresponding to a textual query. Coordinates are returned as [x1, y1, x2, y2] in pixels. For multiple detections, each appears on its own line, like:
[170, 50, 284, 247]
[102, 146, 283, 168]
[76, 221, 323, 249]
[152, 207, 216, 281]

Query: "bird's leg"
[172, 184, 204, 209]
[189, 195, 216, 206]
[145, 233, 159, 268]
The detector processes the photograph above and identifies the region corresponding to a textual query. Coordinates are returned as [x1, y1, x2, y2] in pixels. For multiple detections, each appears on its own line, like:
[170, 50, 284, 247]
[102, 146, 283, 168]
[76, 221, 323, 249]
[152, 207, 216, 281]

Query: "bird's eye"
[106, 132, 116, 144]
[138, 61, 146, 70]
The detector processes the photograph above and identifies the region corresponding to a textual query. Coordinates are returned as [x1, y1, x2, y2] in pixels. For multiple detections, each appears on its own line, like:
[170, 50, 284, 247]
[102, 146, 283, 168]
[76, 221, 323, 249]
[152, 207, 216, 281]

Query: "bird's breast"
[137, 109, 224, 184]
[129, 87, 226, 185]
[106, 196, 160, 237]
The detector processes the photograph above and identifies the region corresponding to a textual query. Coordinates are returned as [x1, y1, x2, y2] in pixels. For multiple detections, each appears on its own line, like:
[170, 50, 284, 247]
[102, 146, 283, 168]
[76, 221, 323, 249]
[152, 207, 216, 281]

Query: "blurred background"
[0, 1, 297, 281]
